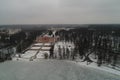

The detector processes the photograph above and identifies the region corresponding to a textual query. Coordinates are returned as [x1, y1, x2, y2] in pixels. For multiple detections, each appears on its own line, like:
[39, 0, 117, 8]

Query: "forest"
[0, 29, 46, 61]
[54, 27, 120, 67]
[0, 25, 120, 68]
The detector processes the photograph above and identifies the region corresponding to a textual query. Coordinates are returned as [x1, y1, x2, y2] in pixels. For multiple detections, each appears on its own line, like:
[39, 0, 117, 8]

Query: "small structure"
[34, 35, 59, 58]
[35, 36, 59, 43]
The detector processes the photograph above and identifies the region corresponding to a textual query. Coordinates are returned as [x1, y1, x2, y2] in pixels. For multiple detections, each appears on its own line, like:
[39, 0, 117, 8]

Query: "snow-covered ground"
[44, 43, 51, 46]
[22, 50, 37, 59]
[53, 41, 74, 58]
[37, 51, 50, 59]
[41, 47, 51, 50]
[36, 51, 44, 59]
[73, 61, 120, 76]
[54, 41, 74, 49]
[0, 60, 119, 80]
[33, 43, 43, 46]
[14, 40, 120, 77]
[9, 31, 120, 80]
[16, 42, 52, 60]
[30, 47, 40, 49]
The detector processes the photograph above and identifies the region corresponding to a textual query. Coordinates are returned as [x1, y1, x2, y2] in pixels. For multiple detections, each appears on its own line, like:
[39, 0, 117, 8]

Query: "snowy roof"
[41, 47, 51, 50]
[33, 43, 43, 46]
[30, 47, 40, 49]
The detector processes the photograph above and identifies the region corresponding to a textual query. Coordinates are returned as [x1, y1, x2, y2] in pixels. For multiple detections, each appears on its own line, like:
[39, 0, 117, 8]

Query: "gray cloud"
[0, 0, 120, 24]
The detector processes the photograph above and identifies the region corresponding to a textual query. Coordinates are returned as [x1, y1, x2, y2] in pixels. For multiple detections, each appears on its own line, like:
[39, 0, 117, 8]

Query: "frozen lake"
[0, 60, 119, 80]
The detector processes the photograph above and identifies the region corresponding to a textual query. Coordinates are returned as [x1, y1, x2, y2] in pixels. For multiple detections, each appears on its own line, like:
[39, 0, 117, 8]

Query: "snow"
[89, 53, 98, 62]
[75, 61, 120, 76]
[53, 41, 75, 58]
[44, 43, 51, 46]
[12, 33, 120, 79]
[54, 41, 74, 49]
[22, 51, 37, 58]
[36, 52, 44, 58]
[18, 41, 52, 60]
[0, 60, 119, 80]
[42, 47, 51, 50]
[21, 41, 51, 59]
[30, 47, 40, 49]
[34, 43, 43, 46]
[37, 51, 50, 59]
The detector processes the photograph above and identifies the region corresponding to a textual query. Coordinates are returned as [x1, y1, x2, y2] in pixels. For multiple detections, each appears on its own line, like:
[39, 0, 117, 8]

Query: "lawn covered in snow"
[0, 60, 119, 80]
[22, 51, 37, 58]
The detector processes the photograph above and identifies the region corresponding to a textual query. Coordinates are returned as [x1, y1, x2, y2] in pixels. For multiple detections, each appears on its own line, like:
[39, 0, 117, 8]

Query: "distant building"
[0, 28, 21, 35]
[35, 36, 59, 43]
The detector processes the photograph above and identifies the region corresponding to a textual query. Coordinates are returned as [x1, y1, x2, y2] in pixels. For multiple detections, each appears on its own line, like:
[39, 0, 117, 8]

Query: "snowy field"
[22, 51, 37, 58]
[37, 51, 50, 59]
[36, 51, 44, 58]
[74, 61, 120, 76]
[0, 60, 119, 80]
[20, 42, 51, 59]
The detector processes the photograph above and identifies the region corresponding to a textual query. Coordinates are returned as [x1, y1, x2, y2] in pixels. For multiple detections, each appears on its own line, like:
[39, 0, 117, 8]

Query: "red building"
[35, 36, 59, 43]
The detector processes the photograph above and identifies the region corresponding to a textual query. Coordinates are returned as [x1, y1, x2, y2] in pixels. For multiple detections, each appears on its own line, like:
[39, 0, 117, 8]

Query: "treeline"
[56, 28, 120, 67]
[16, 29, 46, 53]
[0, 29, 46, 62]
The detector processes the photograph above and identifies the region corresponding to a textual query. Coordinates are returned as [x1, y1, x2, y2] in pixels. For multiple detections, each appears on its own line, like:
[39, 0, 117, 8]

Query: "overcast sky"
[0, 0, 120, 24]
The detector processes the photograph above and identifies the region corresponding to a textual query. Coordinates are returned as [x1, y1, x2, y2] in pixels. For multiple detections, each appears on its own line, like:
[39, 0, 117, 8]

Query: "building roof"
[35, 36, 59, 43]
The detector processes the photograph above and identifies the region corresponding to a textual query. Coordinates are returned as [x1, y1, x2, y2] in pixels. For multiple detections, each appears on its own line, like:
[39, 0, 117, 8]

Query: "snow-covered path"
[0, 60, 119, 80]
